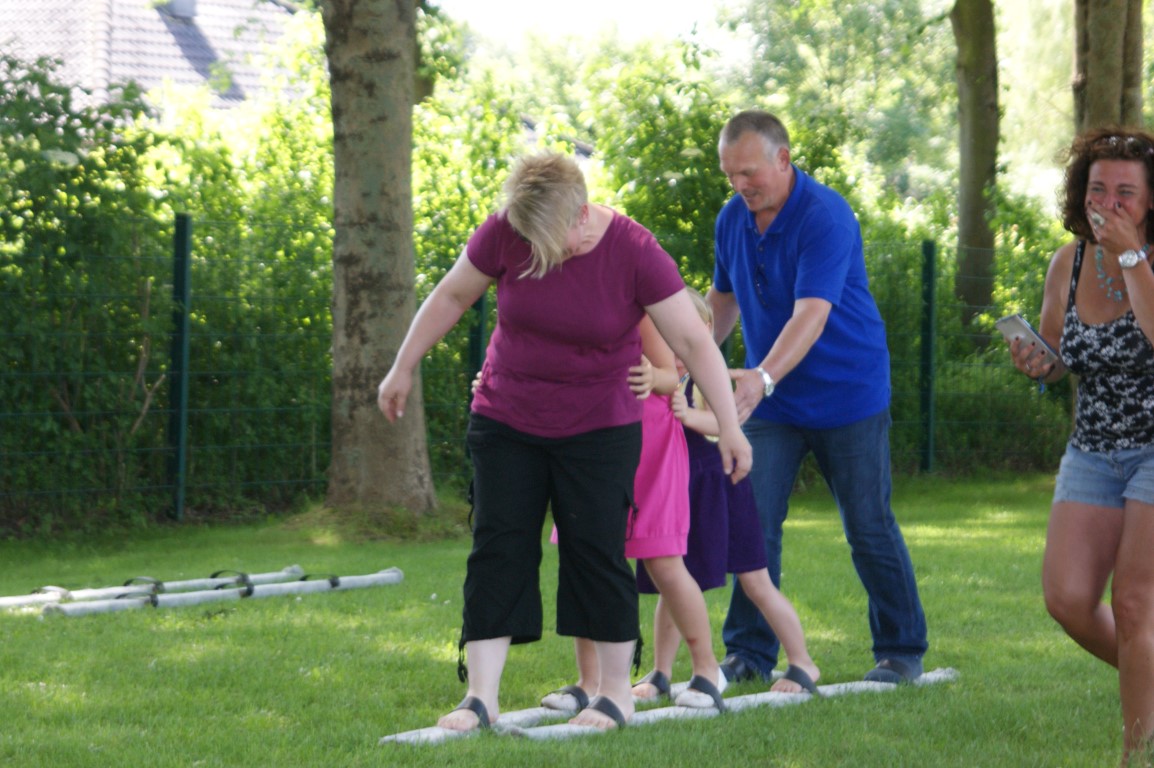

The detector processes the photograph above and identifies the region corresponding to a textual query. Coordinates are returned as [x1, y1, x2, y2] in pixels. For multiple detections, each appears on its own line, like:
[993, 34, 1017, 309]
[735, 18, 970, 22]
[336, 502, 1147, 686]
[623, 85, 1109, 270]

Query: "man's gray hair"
[721, 110, 791, 151]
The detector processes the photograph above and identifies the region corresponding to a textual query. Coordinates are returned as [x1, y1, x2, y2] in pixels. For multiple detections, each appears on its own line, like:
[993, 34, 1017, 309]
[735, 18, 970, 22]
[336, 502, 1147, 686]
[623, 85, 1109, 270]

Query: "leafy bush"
[0, 55, 173, 533]
[0, 18, 1084, 536]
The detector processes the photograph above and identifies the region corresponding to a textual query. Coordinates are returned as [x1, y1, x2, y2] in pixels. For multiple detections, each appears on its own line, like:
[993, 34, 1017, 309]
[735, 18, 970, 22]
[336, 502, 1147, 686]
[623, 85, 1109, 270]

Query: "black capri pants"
[462, 413, 641, 645]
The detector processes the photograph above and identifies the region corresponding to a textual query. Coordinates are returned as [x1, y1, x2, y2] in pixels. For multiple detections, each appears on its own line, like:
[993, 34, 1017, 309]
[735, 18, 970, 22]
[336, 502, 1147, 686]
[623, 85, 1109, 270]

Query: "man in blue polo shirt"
[707, 110, 928, 685]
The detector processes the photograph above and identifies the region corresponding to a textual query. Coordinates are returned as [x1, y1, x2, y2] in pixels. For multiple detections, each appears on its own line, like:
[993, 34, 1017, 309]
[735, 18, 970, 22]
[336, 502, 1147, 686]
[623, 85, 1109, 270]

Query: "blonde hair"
[685, 286, 713, 326]
[500, 152, 588, 278]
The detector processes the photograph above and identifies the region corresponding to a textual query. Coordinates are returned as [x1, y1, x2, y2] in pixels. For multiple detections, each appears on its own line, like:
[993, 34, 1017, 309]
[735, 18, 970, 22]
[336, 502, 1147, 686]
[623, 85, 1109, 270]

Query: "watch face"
[1121, 250, 1143, 268]
[756, 367, 774, 397]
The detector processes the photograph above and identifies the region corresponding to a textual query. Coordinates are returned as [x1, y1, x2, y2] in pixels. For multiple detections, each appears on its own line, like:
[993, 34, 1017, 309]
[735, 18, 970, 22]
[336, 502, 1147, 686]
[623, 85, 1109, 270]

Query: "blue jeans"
[722, 408, 929, 675]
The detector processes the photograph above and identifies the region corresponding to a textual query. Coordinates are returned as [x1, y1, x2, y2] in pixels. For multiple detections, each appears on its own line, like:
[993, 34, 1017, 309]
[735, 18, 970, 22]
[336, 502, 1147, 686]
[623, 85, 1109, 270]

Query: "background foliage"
[0, 4, 1087, 536]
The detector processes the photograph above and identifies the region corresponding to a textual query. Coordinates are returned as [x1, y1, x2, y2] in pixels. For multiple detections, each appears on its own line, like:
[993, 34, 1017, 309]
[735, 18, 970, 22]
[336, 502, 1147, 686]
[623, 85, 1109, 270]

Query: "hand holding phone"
[995, 313, 1059, 369]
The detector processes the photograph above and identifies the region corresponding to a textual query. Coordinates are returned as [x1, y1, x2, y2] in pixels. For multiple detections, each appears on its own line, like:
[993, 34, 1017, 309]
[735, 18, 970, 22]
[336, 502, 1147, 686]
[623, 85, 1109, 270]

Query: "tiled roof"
[0, 0, 296, 107]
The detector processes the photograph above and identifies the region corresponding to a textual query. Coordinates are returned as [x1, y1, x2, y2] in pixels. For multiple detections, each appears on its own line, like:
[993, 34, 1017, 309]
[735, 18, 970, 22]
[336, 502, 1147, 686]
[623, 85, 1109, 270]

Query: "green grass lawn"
[0, 474, 1121, 767]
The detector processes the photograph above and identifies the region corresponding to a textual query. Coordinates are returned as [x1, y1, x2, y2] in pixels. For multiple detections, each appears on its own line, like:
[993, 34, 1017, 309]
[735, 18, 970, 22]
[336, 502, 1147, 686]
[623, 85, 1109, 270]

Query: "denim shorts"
[1052, 442, 1154, 508]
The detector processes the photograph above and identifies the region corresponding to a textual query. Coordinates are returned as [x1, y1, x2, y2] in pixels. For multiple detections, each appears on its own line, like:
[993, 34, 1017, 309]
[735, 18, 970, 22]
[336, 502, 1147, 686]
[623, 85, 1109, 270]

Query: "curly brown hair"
[1059, 126, 1154, 243]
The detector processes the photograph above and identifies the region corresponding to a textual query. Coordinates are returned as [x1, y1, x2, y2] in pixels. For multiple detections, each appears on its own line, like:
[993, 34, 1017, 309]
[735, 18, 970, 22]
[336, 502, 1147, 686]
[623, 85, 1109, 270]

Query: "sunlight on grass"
[0, 477, 1125, 767]
[22, 680, 85, 705]
[908, 522, 1038, 542]
[238, 708, 295, 731]
[799, 625, 852, 647]
[779, 517, 836, 531]
[365, 633, 460, 665]
[305, 529, 343, 547]
[151, 637, 244, 667]
[979, 508, 1036, 524]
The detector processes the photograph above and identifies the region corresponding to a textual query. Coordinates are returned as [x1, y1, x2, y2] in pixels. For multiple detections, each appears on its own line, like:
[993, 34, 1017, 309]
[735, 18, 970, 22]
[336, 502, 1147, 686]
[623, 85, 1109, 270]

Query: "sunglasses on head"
[1092, 134, 1154, 156]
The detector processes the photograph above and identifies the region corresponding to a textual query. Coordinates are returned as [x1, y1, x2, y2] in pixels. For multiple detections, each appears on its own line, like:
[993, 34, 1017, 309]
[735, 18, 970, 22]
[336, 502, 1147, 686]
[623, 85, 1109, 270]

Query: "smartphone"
[995, 313, 1060, 368]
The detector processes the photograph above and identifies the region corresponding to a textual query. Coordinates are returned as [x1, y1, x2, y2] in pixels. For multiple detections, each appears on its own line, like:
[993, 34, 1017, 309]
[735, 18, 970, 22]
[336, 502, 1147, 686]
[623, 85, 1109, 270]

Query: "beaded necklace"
[1094, 246, 1126, 302]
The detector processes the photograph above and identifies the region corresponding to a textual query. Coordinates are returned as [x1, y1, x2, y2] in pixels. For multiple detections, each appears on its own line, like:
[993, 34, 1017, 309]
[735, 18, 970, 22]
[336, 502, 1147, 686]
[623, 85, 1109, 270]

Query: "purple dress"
[637, 379, 768, 594]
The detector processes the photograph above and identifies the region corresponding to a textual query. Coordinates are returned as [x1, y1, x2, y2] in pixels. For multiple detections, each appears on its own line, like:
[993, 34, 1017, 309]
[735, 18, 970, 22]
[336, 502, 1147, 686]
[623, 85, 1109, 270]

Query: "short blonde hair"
[500, 152, 587, 278]
[685, 286, 713, 326]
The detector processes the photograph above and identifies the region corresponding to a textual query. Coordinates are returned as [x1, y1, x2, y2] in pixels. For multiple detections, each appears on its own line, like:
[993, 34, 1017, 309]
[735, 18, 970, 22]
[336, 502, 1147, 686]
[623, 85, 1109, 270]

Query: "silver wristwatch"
[1119, 249, 1147, 269]
[755, 366, 775, 398]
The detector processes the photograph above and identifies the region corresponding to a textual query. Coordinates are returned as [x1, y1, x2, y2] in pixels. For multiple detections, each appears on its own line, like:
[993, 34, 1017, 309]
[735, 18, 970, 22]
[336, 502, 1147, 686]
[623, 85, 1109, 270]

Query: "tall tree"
[1074, 0, 1144, 130]
[950, 0, 999, 327]
[732, 0, 954, 191]
[320, 0, 437, 513]
[587, 41, 734, 282]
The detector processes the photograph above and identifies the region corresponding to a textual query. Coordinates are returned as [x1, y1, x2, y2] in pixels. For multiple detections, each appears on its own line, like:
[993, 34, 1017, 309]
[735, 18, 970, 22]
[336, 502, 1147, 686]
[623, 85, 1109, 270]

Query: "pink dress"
[549, 393, 691, 560]
[623, 393, 690, 560]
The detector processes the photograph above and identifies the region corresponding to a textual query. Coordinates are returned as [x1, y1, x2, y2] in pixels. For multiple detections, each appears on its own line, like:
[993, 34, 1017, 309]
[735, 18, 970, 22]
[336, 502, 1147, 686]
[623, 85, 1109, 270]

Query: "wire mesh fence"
[0, 216, 1069, 532]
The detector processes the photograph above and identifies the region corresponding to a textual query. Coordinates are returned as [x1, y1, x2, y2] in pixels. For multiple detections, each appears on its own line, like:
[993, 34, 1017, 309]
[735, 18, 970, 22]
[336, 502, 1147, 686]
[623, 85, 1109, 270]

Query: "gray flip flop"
[781, 664, 820, 695]
[864, 657, 922, 684]
[541, 684, 589, 711]
[632, 669, 671, 701]
[676, 674, 726, 711]
[584, 695, 626, 728]
[451, 695, 492, 729]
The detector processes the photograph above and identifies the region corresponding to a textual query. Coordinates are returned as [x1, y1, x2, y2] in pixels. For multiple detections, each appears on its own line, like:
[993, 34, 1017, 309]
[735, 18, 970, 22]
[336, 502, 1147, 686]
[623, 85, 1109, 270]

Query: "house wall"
[0, 0, 295, 107]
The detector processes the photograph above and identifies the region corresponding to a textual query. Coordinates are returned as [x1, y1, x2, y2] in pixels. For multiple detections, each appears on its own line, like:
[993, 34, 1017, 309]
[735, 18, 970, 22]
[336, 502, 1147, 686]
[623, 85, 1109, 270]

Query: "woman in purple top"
[377, 152, 751, 732]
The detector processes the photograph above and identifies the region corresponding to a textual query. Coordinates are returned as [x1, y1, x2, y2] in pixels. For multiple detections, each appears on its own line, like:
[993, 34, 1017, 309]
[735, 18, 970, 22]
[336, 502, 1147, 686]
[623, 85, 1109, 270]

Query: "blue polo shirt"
[713, 166, 890, 429]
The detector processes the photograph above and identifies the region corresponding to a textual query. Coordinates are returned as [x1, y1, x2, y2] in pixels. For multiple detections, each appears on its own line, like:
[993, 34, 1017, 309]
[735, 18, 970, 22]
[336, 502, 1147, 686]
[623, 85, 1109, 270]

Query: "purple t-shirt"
[467, 211, 685, 437]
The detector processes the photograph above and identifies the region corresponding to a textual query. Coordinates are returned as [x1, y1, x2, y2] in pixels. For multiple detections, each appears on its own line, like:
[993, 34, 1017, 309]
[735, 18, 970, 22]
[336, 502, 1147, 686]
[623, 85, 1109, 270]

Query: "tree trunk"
[1074, 0, 1144, 131]
[950, 0, 999, 329]
[321, 0, 437, 513]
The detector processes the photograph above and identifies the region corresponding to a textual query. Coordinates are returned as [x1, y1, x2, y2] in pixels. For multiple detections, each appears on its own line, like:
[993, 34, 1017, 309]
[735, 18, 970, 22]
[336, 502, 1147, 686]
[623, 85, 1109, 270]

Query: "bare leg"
[735, 569, 820, 693]
[569, 639, 637, 729]
[437, 637, 509, 730]
[1114, 502, 1154, 761]
[571, 637, 599, 691]
[632, 595, 680, 698]
[541, 637, 599, 709]
[640, 556, 720, 687]
[1042, 501, 1123, 666]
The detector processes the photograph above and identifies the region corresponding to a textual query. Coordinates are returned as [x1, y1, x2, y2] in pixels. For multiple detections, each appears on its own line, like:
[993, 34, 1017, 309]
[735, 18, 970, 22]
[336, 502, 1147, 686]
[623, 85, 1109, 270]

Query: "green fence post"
[467, 294, 488, 403]
[468, 293, 488, 373]
[167, 214, 192, 520]
[920, 240, 937, 473]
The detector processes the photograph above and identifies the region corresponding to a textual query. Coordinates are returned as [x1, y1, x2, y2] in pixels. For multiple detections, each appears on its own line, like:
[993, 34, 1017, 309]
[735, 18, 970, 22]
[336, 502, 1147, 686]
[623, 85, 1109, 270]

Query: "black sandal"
[675, 674, 727, 711]
[540, 684, 590, 711]
[780, 664, 820, 695]
[632, 669, 671, 701]
[449, 695, 492, 729]
[583, 695, 626, 728]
